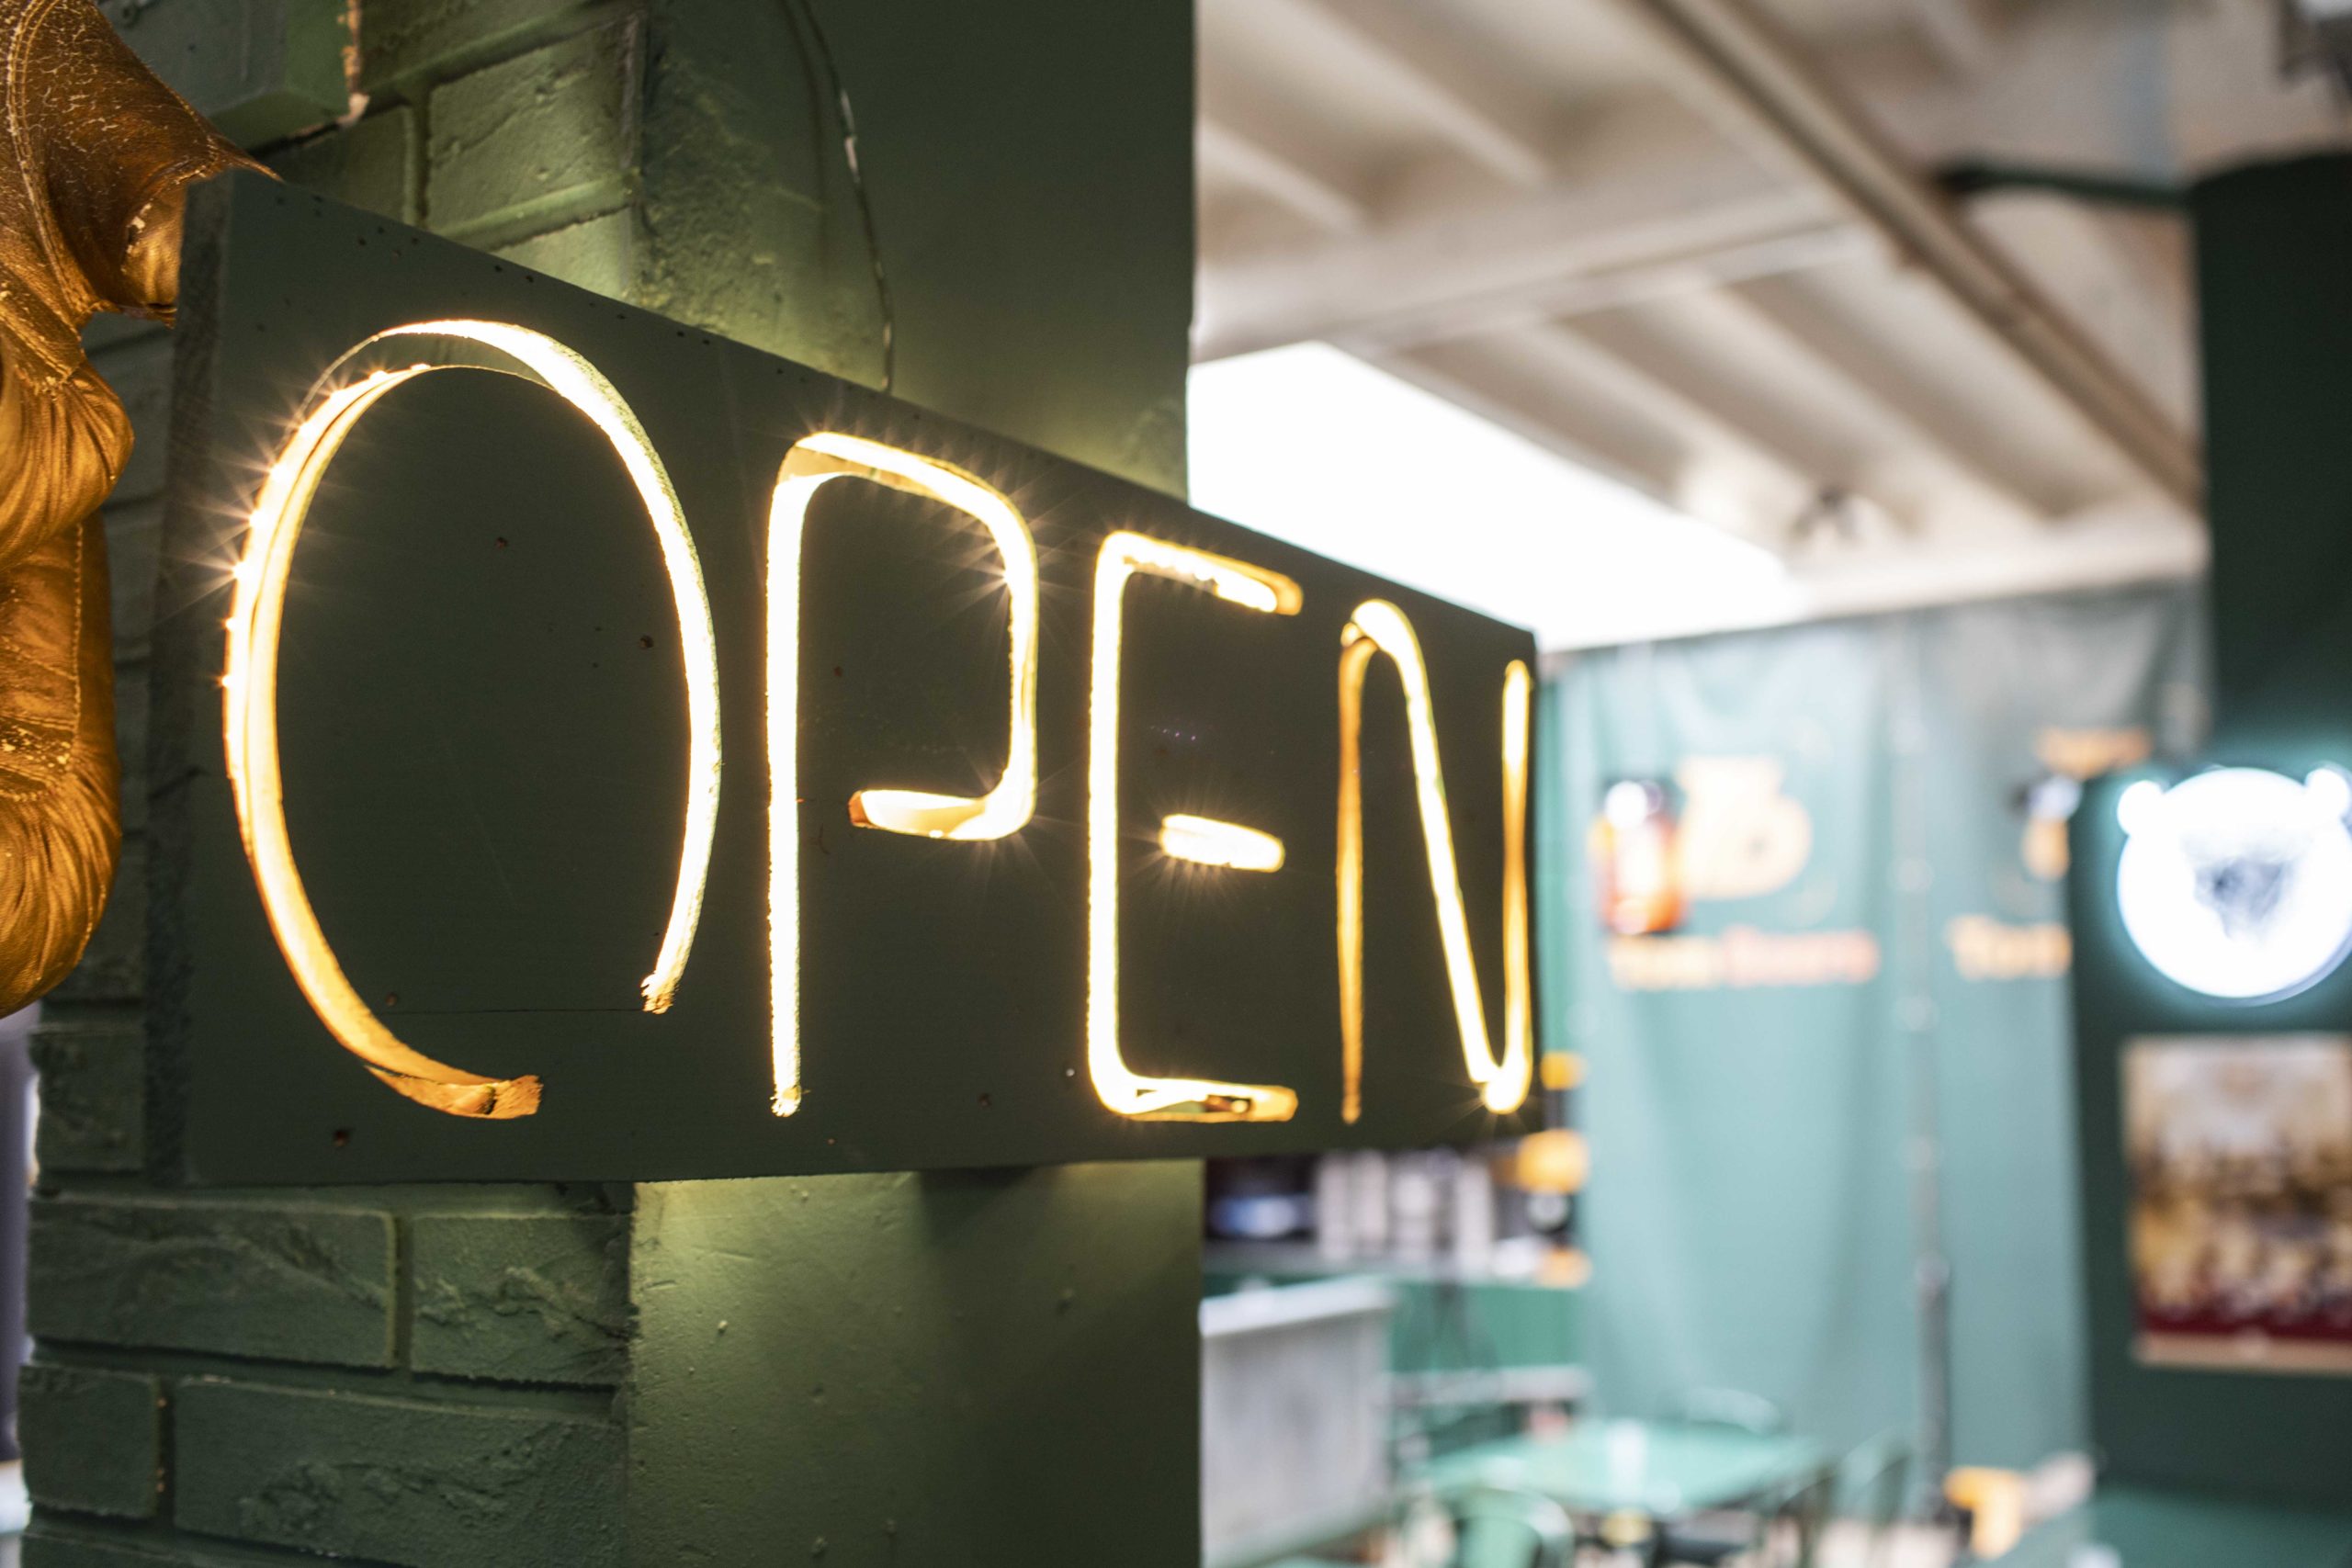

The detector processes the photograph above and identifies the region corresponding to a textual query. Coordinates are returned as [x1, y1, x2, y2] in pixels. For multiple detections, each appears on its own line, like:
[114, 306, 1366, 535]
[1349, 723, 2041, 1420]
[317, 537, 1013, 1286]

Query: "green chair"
[1656, 1509, 1768, 1566]
[1835, 1431, 1912, 1568]
[1447, 1486, 1577, 1568]
[1656, 1386, 1792, 1564]
[1660, 1468, 1831, 1568]
[1770, 1472, 1835, 1568]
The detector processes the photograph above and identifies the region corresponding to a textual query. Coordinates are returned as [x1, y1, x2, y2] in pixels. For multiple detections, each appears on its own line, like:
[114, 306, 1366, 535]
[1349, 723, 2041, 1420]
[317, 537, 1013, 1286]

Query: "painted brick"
[19, 1365, 163, 1519]
[427, 22, 635, 246]
[25, 1526, 247, 1566]
[79, 314, 165, 359]
[411, 1213, 628, 1386]
[111, 666, 151, 836]
[48, 836, 144, 1005]
[496, 209, 635, 299]
[104, 501, 163, 667]
[47, 836, 144, 1005]
[267, 107, 420, 223]
[173, 1381, 624, 1566]
[29, 1022, 145, 1174]
[101, 0, 349, 149]
[90, 335, 174, 509]
[30, 1198, 395, 1367]
[358, 0, 602, 93]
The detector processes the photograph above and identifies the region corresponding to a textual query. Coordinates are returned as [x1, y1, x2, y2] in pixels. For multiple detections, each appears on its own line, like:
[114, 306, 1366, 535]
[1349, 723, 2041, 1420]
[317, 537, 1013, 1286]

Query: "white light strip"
[766, 433, 1041, 1115]
[1338, 599, 1532, 1121]
[223, 321, 723, 1119]
[1090, 531, 1303, 1122]
[1160, 814, 1285, 873]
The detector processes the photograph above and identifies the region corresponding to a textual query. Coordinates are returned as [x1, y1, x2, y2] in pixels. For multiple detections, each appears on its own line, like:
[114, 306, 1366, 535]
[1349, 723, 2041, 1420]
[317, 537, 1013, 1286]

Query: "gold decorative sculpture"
[0, 0, 253, 1012]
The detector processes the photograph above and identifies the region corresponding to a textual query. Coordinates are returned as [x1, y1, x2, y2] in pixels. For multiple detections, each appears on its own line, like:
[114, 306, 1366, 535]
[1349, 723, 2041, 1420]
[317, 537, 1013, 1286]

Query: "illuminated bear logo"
[2115, 767, 2352, 1002]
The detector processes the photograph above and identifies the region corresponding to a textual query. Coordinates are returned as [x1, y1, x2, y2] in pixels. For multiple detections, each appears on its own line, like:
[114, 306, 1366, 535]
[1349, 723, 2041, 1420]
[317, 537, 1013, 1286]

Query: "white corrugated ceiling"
[1194, 0, 2352, 640]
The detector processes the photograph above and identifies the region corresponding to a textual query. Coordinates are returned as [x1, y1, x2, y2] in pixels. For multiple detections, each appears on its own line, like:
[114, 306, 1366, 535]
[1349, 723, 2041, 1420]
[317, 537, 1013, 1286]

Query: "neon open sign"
[155, 176, 1539, 1183]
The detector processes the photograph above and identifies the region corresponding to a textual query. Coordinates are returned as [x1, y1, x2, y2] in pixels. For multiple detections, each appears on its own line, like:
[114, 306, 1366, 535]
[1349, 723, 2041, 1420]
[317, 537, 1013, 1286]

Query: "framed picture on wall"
[2125, 1035, 2352, 1375]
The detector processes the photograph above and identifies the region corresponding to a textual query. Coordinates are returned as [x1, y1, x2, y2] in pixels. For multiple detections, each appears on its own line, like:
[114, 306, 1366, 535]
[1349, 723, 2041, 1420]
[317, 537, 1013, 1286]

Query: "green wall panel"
[627, 1164, 1204, 1565]
[2068, 766, 2352, 1507]
[2197, 156, 2352, 755]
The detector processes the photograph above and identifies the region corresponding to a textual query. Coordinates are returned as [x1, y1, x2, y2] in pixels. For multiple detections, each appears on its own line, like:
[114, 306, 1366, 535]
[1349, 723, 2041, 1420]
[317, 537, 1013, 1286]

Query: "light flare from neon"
[223, 321, 723, 1118]
[1160, 814, 1285, 873]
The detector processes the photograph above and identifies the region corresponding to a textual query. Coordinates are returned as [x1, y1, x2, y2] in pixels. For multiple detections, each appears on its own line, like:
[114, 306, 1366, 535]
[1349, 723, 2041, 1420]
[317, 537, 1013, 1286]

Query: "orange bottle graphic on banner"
[1592, 779, 1682, 935]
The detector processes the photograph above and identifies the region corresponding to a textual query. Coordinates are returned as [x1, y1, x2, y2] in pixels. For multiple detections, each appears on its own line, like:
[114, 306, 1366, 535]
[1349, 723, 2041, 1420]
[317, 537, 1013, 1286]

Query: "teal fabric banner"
[1538, 583, 2208, 1472]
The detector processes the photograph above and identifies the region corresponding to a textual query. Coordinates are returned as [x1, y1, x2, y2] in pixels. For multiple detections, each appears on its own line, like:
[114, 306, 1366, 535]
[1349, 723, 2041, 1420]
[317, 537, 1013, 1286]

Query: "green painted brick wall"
[85, 336, 175, 504]
[409, 1213, 630, 1386]
[358, 0, 605, 95]
[18, 1367, 162, 1520]
[267, 108, 420, 225]
[28, 1023, 144, 1174]
[426, 19, 638, 246]
[19, 1530, 235, 1568]
[172, 1382, 626, 1564]
[44, 839, 143, 1007]
[494, 211, 634, 299]
[30, 1199, 396, 1366]
[96, 0, 347, 148]
[98, 499, 162, 669]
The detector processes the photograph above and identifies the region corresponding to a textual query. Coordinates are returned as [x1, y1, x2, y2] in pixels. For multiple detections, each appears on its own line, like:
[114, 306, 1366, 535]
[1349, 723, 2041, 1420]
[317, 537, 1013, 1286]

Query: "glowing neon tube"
[1160, 814, 1285, 873]
[223, 321, 724, 1119]
[1338, 601, 1532, 1121]
[766, 434, 1040, 1114]
[1089, 531, 1303, 1122]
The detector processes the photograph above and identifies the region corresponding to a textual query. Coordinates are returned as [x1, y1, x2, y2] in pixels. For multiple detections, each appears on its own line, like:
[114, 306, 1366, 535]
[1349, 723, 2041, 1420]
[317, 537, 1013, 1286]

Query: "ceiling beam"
[1962, 194, 2197, 433]
[1708, 278, 2073, 519]
[1319, 204, 1860, 357]
[1281, 0, 1555, 186]
[1602, 0, 2201, 507]
[1430, 321, 1826, 539]
[1196, 115, 1370, 235]
[1195, 134, 1858, 361]
[1371, 337, 1694, 505]
[1902, 0, 2003, 75]
[1534, 505, 2205, 657]
[1555, 312, 1861, 497]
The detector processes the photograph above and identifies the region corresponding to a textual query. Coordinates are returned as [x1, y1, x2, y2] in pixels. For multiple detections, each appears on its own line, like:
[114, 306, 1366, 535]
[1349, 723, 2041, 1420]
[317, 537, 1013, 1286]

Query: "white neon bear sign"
[2115, 766, 2352, 1003]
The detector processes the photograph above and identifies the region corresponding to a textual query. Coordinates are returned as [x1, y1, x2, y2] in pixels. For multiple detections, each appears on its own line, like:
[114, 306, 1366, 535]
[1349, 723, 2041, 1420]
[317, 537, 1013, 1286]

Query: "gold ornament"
[0, 0, 254, 1012]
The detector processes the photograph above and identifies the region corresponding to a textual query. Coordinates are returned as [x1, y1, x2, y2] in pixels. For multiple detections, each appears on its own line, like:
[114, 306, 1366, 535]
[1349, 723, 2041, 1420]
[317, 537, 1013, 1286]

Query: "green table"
[1414, 1420, 1831, 1521]
[1995, 1485, 2352, 1567]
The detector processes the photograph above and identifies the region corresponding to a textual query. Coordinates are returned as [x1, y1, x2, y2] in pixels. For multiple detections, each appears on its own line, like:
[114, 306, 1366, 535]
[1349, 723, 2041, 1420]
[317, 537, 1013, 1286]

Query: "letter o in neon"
[221, 321, 723, 1118]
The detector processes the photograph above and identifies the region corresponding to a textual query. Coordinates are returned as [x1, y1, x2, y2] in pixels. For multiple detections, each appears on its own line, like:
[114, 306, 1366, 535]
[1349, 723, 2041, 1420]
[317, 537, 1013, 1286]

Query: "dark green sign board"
[151, 174, 1540, 1184]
